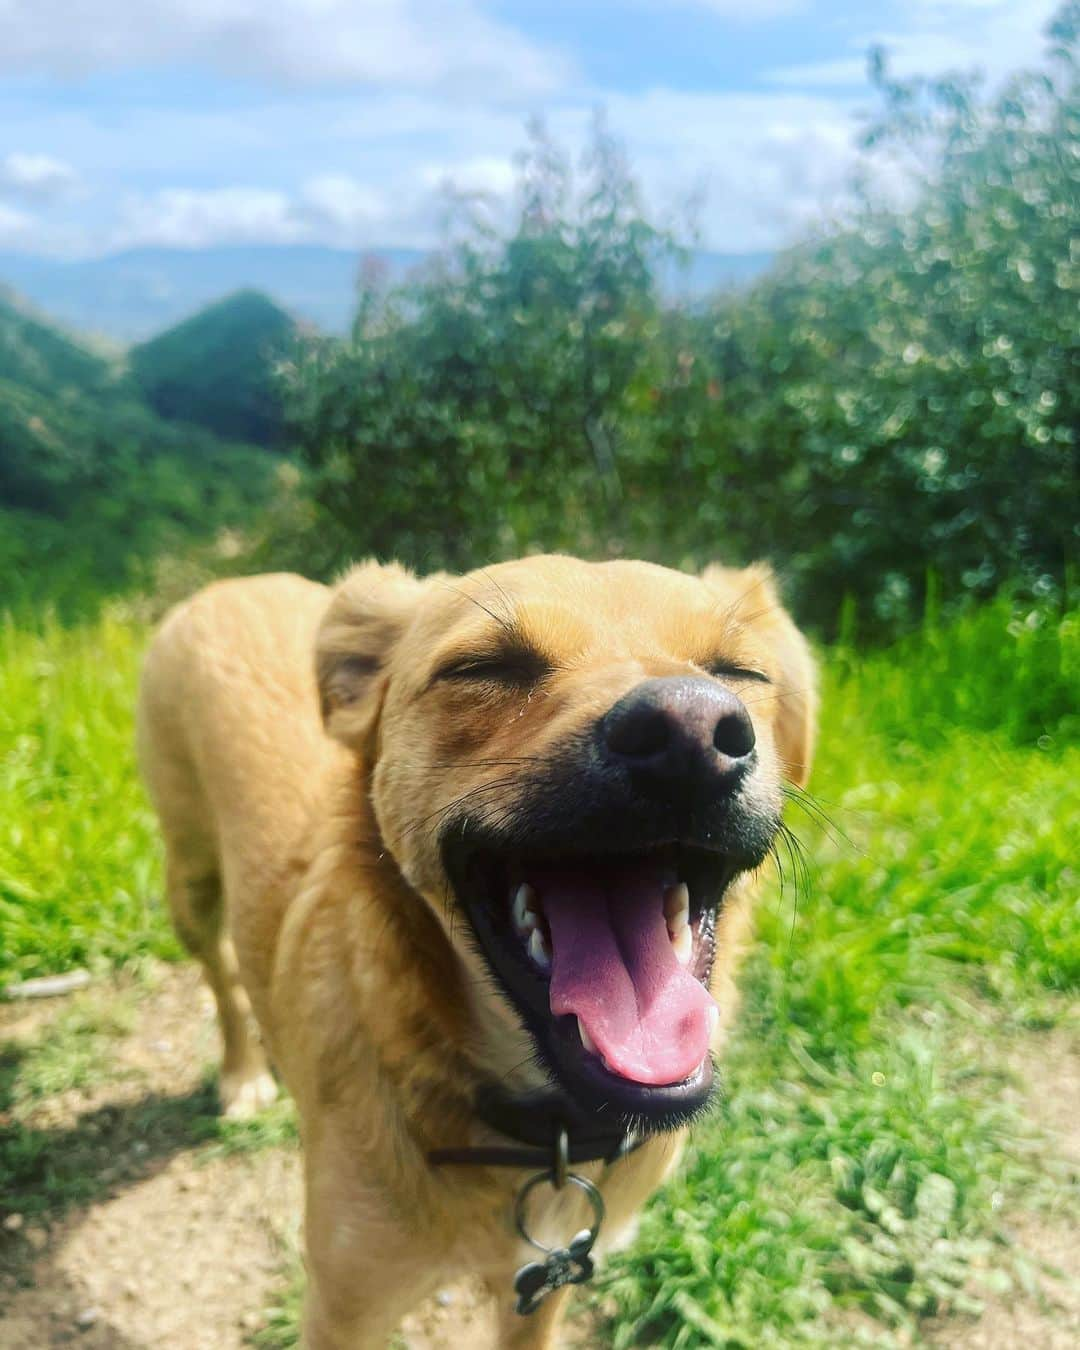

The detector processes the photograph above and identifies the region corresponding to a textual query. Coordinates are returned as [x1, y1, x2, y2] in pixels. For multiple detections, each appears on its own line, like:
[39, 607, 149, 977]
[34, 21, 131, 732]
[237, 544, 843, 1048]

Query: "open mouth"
[449, 842, 739, 1128]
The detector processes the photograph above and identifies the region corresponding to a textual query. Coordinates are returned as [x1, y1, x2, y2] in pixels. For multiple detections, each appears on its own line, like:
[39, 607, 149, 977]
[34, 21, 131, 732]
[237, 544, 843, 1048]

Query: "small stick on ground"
[3, 970, 92, 1001]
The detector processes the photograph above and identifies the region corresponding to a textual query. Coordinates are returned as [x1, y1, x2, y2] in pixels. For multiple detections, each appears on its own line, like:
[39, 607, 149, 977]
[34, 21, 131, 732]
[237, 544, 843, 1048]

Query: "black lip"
[446, 834, 744, 1131]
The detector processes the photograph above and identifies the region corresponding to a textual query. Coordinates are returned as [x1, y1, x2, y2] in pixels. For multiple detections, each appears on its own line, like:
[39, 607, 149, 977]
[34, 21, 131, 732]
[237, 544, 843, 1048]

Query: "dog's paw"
[220, 1069, 279, 1119]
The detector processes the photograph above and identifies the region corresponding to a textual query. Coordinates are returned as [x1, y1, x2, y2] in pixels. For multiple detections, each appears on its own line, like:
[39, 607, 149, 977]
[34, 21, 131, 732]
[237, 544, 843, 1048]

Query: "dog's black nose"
[601, 676, 755, 794]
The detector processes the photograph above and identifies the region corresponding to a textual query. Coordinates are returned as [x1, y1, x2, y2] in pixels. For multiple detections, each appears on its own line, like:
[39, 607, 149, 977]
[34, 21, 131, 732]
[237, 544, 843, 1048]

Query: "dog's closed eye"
[702, 660, 771, 685]
[434, 644, 550, 687]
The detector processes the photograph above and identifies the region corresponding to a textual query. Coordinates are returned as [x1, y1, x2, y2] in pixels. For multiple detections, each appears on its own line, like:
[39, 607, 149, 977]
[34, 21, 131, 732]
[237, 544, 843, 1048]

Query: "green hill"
[0, 290, 139, 513]
[0, 285, 119, 400]
[0, 289, 275, 614]
[130, 289, 297, 447]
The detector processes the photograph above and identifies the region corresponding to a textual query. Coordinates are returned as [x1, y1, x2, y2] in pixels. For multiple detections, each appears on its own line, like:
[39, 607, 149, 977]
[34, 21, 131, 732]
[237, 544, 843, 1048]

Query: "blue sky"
[0, 0, 1062, 259]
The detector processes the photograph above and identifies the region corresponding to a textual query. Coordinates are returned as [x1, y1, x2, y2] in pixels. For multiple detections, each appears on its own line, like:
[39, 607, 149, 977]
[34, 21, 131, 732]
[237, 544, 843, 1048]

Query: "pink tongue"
[540, 867, 716, 1086]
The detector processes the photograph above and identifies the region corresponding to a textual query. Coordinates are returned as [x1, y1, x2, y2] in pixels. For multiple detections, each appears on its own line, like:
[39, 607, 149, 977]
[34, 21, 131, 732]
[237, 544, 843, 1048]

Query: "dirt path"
[0, 967, 297, 1349]
[0, 966, 496, 1349]
[1, 967, 1077, 1348]
[922, 1028, 1080, 1350]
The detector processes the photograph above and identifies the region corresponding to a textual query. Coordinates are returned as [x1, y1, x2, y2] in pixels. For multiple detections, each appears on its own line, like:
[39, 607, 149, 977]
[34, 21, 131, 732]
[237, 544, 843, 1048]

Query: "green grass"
[6, 989, 139, 1104]
[0, 614, 177, 984]
[1, 594, 1076, 1345]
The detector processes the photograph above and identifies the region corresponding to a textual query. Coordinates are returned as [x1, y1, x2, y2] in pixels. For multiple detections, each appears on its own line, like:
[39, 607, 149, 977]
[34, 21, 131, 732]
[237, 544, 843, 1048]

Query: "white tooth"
[664, 882, 690, 933]
[528, 927, 551, 972]
[578, 1019, 598, 1055]
[513, 883, 538, 935]
[672, 925, 693, 966]
[706, 1005, 720, 1036]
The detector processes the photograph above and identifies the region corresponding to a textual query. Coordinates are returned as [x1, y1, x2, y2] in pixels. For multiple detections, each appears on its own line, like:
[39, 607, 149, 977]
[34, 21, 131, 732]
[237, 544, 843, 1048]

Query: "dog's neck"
[428, 1081, 643, 1169]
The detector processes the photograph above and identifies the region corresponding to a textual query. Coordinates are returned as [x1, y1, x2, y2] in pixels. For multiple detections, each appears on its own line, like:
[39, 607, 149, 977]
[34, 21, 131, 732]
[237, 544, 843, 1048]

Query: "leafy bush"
[698, 21, 1079, 630]
[285, 121, 675, 570]
[286, 11, 1078, 636]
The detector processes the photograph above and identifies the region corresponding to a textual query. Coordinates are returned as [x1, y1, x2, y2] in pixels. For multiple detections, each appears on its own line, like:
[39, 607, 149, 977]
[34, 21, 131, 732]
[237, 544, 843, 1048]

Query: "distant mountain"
[0, 246, 426, 342]
[0, 245, 773, 343]
[131, 290, 297, 447]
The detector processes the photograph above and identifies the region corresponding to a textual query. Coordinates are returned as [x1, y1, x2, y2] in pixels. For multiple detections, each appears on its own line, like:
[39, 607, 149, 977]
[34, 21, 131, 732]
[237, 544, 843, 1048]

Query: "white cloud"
[97, 88, 867, 257]
[0, 0, 1059, 260]
[0, 201, 35, 245]
[418, 154, 517, 196]
[767, 0, 1061, 88]
[112, 175, 401, 250]
[114, 187, 304, 250]
[298, 174, 388, 232]
[767, 58, 868, 88]
[1, 86, 870, 258]
[0, 151, 80, 203]
[576, 89, 862, 251]
[0, 0, 570, 98]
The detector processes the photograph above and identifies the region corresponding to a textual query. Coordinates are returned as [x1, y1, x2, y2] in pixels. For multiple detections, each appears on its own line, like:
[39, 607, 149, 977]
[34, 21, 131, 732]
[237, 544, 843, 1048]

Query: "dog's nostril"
[713, 709, 755, 759]
[605, 705, 671, 759]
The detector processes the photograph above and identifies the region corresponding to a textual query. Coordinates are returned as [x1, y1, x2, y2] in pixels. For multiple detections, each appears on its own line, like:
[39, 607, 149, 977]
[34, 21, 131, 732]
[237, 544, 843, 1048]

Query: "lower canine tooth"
[578, 1019, 598, 1055]
[672, 925, 693, 966]
[527, 928, 551, 971]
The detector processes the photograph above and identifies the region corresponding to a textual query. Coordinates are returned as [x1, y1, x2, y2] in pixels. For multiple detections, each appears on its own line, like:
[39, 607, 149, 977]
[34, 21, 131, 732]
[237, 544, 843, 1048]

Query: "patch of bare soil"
[0, 966, 300, 1349]
[923, 1026, 1080, 1350]
[1, 1150, 301, 1350]
[398, 1281, 497, 1349]
[0, 966, 502, 1349]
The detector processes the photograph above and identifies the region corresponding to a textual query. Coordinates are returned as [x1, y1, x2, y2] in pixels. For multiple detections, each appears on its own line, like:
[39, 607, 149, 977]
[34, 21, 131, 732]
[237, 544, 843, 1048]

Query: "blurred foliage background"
[284, 9, 1078, 635]
[1, 5, 1076, 636]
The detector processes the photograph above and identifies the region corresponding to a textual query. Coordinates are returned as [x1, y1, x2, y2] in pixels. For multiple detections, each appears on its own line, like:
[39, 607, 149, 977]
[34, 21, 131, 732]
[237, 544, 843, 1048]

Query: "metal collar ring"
[513, 1171, 605, 1254]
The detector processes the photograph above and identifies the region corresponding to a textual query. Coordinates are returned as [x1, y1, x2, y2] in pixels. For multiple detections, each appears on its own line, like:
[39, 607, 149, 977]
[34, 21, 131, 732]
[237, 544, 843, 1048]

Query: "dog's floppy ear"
[701, 562, 818, 788]
[316, 560, 428, 749]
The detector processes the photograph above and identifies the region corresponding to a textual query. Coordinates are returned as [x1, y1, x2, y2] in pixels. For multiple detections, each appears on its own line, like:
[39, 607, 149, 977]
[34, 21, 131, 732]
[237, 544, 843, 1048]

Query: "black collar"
[427, 1083, 644, 1170]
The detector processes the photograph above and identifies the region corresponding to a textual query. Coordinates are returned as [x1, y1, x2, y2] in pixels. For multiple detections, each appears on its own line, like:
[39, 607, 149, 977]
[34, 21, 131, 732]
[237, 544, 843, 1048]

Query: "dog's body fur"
[137, 558, 815, 1348]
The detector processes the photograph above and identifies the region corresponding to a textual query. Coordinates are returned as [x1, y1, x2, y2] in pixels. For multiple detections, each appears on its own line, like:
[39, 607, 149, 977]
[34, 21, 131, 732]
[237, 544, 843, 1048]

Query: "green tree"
[286, 7, 1078, 634]
[286, 119, 684, 570]
[698, 7, 1079, 627]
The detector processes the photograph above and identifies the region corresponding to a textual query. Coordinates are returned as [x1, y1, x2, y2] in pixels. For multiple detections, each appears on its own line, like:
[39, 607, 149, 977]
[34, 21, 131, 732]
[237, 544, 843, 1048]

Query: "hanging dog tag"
[513, 1228, 595, 1315]
[512, 1172, 605, 1316]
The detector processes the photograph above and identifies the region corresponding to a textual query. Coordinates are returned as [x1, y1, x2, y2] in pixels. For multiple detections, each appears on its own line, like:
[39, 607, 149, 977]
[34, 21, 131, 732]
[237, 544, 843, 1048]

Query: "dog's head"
[317, 555, 815, 1129]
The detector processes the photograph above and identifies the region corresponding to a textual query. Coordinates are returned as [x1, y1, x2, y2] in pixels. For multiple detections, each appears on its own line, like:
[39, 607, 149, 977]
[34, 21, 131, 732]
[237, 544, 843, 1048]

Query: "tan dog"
[137, 556, 815, 1349]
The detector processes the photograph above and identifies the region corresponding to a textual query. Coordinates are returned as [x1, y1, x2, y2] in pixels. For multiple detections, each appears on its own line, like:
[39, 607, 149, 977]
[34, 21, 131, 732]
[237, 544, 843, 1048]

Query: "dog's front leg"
[302, 1248, 439, 1350]
[301, 1143, 441, 1349]
[301, 1285, 407, 1350]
